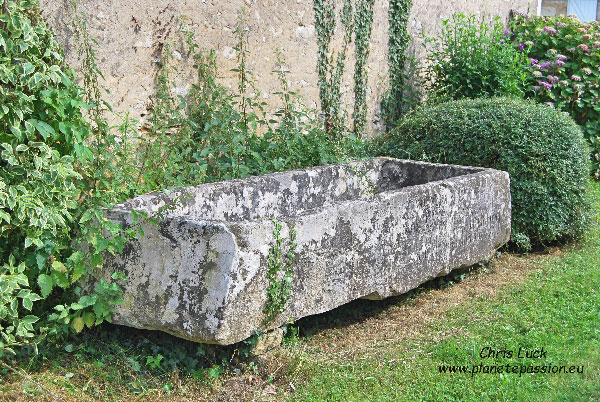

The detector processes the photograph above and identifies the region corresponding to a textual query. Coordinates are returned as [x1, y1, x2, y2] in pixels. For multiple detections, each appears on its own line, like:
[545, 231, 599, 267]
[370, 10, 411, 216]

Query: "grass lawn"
[1, 182, 598, 401]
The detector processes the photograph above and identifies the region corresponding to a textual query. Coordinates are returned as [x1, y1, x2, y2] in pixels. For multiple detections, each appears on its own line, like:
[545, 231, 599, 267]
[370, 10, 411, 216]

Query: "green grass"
[290, 182, 600, 401]
[1, 183, 598, 401]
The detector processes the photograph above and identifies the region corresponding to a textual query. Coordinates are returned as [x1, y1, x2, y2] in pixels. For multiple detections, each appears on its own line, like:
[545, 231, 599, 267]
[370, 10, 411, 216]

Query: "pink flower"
[543, 26, 558, 35]
[584, 34, 591, 40]
[592, 41, 600, 48]
[578, 43, 590, 51]
[571, 75, 582, 81]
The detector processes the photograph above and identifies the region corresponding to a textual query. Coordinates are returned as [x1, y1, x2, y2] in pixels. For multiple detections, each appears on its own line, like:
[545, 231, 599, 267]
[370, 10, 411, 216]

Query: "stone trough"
[99, 157, 511, 345]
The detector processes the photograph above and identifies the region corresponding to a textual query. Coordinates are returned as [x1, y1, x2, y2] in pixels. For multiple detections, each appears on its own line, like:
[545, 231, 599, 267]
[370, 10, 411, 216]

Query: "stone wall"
[541, 0, 600, 20]
[40, 0, 536, 137]
[541, 0, 568, 16]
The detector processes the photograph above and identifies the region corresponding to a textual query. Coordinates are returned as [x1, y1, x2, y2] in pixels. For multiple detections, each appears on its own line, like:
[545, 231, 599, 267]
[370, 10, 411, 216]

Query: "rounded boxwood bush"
[374, 97, 590, 251]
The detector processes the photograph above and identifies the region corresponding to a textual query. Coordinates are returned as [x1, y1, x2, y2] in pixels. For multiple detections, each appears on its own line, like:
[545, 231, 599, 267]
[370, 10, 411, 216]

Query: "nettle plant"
[183, 12, 364, 183]
[510, 12, 600, 178]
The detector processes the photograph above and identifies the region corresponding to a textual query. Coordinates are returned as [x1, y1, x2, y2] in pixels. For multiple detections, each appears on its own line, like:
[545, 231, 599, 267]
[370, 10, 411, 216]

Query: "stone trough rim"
[107, 157, 498, 223]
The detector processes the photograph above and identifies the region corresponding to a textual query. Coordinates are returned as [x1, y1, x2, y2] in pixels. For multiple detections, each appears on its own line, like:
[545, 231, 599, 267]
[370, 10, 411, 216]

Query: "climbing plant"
[313, 0, 354, 138]
[353, 0, 374, 138]
[313, 0, 377, 139]
[382, 0, 415, 127]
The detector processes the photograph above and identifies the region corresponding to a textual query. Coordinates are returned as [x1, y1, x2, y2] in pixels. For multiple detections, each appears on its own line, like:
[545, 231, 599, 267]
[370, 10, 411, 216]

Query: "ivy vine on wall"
[353, 0, 374, 138]
[382, 0, 414, 126]
[313, 0, 375, 139]
[313, 0, 353, 139]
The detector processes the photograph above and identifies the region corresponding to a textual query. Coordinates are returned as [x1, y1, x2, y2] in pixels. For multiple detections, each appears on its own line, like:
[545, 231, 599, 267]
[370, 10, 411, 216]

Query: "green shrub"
[0, 0, 92, 353]
[0, 0, 133, 355]
[509, 12, 600, 178]
[374, 97, 590, 251]
[423, 14, 528, 102]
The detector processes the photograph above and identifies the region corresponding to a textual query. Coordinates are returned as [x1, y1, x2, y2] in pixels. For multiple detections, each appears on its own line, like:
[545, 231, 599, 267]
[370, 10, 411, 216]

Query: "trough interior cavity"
[115, 158, 483, 223]
[375, 159, 482, 193]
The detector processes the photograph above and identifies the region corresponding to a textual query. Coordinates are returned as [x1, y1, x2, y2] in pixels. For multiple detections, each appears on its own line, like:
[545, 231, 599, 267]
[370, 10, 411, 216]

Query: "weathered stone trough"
[99, 157, 511, 345]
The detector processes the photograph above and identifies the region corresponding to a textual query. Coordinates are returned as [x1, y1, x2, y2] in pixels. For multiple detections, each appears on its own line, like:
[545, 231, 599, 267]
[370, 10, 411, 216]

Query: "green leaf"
[71, 261, 86, 283]
[32, 120, 56, 140]
[22, 62, 34, 75]
[82, 312, 96, 328]
[21, 315, 39, 325]
[13, 273, 28, 286]
[0, 210, 10, 224]
[24, 237, 33, 249]
[37, 274, 54, 298]
[52, 271, 69, 289]
[35, 253, 46, 271]
[9, 125, 23, 141]
[79, 210, 93, 224]
[16, 289, 31, 298]
[78, 295, 97, 308]
[51, 260, 68, 273]
[28, 293, 42, 302]
[22, 297, 33, 311]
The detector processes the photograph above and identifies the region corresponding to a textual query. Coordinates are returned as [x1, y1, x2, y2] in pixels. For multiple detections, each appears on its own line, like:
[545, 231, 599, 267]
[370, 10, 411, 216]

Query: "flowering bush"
[510, 12, 600, 178]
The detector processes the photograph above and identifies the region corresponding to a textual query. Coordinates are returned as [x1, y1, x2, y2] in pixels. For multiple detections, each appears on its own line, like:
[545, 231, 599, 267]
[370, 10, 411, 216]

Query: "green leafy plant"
[145, 353, 164, 370]
[0, 1, 195, 357]
[313, 0, 378, 139]
[509, 12, 600, 178]
[263, 219, 297, 324]
[423, 14, 528, 102]
[375, 97, 591, 251]
[0, 0, 109, 355]
[352, 0, 374, 138]
[314, 0, 354, 138]
[381, 0, 419, 126]
[183, 12, 365, 182]
[0, 255, 42, 355]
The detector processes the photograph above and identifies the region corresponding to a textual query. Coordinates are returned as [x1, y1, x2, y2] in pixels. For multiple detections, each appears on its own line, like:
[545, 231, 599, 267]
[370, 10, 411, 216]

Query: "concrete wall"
[40, 0, 536, 136]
